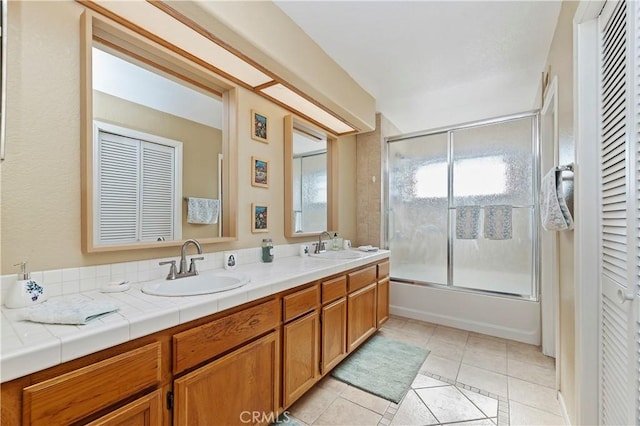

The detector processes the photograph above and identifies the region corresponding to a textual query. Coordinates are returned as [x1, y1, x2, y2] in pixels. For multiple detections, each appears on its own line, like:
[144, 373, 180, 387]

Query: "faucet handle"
[188, 257, 204, 274]
[159, 260, 178, 280]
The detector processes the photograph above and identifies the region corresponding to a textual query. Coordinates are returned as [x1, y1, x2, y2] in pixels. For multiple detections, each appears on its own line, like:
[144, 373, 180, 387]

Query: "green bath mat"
[331, 334, 430, 403]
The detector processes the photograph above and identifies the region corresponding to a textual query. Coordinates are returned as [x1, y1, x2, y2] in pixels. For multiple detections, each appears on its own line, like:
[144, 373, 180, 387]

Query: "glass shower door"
[451, 117, 536, 297]
[388, 133, 448, 285]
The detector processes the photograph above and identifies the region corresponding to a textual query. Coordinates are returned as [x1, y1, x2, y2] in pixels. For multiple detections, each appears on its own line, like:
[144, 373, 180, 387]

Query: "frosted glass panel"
[385, 113, 537, 299]
[452, 207, 533, 296]
[388, 133, 448, 285]
[292, 154, 327, 232]
[452, 117, 534, 207]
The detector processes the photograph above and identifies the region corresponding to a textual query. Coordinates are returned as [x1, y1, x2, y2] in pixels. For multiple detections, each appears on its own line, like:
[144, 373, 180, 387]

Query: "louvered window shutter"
[96, 130, 178, 245]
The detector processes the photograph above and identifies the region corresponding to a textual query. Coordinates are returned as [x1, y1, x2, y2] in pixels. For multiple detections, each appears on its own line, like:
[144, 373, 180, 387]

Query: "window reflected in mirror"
[292, 129, 327, 233]
[284, 115, 338, 237]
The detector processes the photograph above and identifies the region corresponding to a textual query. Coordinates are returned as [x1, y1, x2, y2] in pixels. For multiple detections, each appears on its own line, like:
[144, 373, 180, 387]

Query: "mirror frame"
[284, 114, 338, 238]
[80, 10, 238, 252]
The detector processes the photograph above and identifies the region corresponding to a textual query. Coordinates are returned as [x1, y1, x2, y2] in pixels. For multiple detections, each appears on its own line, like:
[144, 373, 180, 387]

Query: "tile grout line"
[420, 371, 510, 426]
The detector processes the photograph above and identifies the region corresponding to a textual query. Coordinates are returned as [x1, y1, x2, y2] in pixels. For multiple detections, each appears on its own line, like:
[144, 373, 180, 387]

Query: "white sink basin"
[309, 250, 364, 260]
[141, 271, 250, 296]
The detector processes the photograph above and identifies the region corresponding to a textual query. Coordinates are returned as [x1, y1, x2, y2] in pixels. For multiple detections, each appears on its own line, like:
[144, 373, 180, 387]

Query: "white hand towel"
[540, 169, 573, 231]
[27, 297, 119, 325]
[455, 206, 481, 239]
[187, 197, 219, 224]
[484, 205, 513, 240]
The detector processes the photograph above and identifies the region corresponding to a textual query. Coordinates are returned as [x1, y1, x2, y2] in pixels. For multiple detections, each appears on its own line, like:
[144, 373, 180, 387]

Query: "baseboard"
[390, 305, 539, 345]
[558, 391, 571, 425]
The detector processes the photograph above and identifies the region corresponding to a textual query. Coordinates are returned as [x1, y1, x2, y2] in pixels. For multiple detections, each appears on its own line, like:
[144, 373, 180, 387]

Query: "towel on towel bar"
[455, 206, 481, 239]
[187, 197, 219, 224]
[540, 169, 573, 231]
[484, 205, 513, 240]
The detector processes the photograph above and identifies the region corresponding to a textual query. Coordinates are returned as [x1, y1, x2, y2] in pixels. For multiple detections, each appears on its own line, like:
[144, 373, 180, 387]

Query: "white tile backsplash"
[43, 269, 62, 285]
[0, 242, 319, 306]
[79, 266, 96, 280]
[62, 267, 80, 282]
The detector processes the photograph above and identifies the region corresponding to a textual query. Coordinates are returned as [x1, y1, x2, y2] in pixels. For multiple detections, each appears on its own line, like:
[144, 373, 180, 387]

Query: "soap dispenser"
[5, 262, 47, 309]
[332, 233, 340, 251]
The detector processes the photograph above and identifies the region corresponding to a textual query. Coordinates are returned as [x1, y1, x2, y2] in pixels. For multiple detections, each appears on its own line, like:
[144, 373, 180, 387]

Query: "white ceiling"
[275, 1, 562, 134]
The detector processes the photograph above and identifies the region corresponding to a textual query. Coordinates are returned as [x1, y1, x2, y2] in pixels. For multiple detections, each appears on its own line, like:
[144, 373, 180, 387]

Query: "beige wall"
[543, 1, 578, 423]
[0, 1, 357, 273]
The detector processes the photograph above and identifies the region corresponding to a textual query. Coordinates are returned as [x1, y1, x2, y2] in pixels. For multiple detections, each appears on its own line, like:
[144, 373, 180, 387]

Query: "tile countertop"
[0, 250, 389, 383]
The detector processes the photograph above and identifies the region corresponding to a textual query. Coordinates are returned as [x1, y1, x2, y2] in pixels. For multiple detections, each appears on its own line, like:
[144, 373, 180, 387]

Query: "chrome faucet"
[159, 239, 204, 280]
[314, 231, 333, 254]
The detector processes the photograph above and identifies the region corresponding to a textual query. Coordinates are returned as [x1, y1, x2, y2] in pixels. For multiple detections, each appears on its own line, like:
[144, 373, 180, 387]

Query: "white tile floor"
[285, 316, 565, 426]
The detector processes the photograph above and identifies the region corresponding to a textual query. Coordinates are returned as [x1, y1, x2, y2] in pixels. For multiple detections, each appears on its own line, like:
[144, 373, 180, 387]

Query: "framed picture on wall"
[251, 156, 269, 188]
[251, 203, 269, 233]
[251, 110, 269, 143]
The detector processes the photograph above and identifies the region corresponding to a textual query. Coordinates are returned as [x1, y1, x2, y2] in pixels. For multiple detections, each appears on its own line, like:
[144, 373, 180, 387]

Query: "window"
[94, 122, 182, 245]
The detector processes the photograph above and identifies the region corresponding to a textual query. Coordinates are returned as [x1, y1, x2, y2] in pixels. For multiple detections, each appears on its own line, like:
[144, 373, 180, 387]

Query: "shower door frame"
[384, 110, 541, 301]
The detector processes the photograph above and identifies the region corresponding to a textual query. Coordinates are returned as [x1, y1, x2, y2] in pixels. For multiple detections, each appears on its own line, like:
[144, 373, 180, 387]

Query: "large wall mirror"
[81, 11, 238, 252]
[284, 115, 338, 237]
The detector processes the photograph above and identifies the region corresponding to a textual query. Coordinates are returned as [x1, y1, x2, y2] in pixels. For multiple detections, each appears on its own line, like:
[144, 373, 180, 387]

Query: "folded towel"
[484, 205, 513, 240]
[26, 297, 119, 325]
[187, 197, 219, 224]
[540, 169, 573, 231]
[455, 206, 481, 239]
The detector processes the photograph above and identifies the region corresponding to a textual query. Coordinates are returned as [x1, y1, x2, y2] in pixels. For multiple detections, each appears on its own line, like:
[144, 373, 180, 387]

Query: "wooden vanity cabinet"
[321, 297, 348, 374]
[1, 258, 390, 426]
[347, 266, 378, 352]
[22, 342, 163, 426]
[85, 389, 163, 426]
[320, 275, 348, 375]
[173, 331, 280, 426]
[282, 284, 321, 408]
[377, 260, 390, 327]
[172, 299, 281, 425]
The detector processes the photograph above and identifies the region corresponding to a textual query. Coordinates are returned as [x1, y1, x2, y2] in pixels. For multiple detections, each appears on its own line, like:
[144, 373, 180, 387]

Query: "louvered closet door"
[140, 142, 175, 242]
[598, 1, 640, 424]
[96, 132, 140, 244]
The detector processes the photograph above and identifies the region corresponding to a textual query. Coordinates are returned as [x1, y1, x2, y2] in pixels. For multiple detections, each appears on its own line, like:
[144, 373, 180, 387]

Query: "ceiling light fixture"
[260, 84, 355, 135]
[83, 0, 357, 135]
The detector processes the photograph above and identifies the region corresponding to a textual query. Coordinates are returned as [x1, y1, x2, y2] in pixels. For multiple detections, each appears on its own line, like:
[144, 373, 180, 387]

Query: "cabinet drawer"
[322, 275, 347, 304]
[23, 342, 161, 426]
[348, 266, 377, 293]
[173, 299, 281, 374]
[378, 260, 390, 279]
[283, 284, 320, 322]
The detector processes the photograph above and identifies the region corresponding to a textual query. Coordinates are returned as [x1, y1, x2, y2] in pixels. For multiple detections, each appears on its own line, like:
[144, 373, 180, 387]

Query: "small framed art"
[251, 156, 269, 188]
[251, 203, 269, 233]
[251, 110, 269, 143]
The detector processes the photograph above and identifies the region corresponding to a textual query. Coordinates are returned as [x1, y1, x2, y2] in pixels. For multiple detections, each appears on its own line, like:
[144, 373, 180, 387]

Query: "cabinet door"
[174, 331, 280, 426]
[347, 282, 377, 352]
[377, 277, 390, 327]
[85, 390, 162, 426]
[283, 311, 320, 408]
[321, 297, 347, 374]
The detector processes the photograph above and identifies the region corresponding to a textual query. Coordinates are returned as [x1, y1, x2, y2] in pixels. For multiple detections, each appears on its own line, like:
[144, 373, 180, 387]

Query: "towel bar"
[555, 163, 574, 172]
